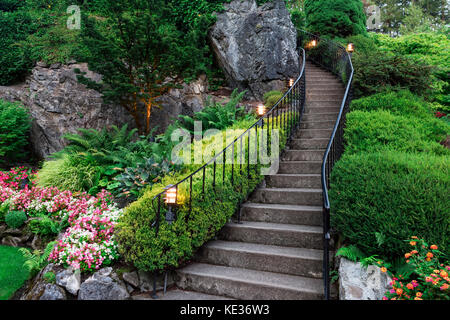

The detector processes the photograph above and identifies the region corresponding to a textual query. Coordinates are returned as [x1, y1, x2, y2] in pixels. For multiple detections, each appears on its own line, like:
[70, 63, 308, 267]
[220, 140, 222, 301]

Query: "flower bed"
[0, 167, 122, 272]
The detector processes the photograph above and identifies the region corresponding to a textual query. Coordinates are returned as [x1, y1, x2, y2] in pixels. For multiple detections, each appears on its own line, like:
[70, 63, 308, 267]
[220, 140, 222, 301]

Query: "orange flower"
[410, 241, 417, 246]
[426, 257, 431, 262]
[411, 250, 418, 254]
[381, 267, 387, 273]
[434, 270, 440, 273]
[416, 292, 422, 297]
[440, 284, 449, 290]
[426, 252, 433, 258]
[406, 260, 410, 263]
[414, 297, 423, 300]
[411, 236, 418, 239]
[396, 288, 403, 295]
[440, 271, 448, 278]
[405, 253, 412, 258]
[430, 244, 438, 250]
[406, 283, 414, 290]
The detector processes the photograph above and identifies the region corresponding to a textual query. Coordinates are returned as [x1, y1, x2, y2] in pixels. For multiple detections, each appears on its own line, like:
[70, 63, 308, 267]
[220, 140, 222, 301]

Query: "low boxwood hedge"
[329, 151, 450, 261]
[344, 110, 449, 156]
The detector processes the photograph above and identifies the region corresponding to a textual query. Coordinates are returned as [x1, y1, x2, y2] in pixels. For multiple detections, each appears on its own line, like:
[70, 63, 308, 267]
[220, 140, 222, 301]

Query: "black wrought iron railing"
[148, 48, 306, 288]
[299, 30, 354, 300]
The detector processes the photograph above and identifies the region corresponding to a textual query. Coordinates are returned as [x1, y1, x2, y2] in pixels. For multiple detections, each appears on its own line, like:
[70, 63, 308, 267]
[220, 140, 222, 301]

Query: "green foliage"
[37, 154, 99, 192]
[329, 151, 450, 261]
[28, 215, 63, 238]
[43, 271, 56, 283]
[0, 245, 30, 300]
[304, 0, 366, 37]
[0, 100, 31, 164]
[350, 90, 435, 118]
[344, 110, 449, 156]
[351, 43, 435, 98]
[263, 90, 284, 107]
[5, 211, 27, 229]
[177, 89, 253, 134]
[113, 158, 174, 202]
[19, 241, 57, 277]
[336, 245, 366, 262]
[0, 203, 8, 223]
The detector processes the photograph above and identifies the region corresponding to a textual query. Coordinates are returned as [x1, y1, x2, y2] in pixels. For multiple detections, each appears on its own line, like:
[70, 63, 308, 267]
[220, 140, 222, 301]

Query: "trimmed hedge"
[344, 110, 449, 156]
[116, 114, 290, 271]
[329, 151, 450, 261]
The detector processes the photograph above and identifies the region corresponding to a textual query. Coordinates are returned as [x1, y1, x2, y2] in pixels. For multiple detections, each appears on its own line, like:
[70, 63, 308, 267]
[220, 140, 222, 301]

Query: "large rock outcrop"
[0, 62, 133, 159]
[209, 0, 299, 99]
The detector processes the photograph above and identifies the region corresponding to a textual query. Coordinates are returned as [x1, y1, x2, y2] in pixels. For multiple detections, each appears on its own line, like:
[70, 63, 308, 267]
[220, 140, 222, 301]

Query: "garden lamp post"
[347, 43, 354, 57]
[257, 104, 265, 128]
[164, 185, 177, 224]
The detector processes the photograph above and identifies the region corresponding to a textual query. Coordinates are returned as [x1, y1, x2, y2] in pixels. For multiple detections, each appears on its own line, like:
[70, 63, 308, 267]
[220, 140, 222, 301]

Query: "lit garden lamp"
[164, 185, 178, 224]
[257, 104, 266, 127]
[346, 43, 354, 57]
[289, 78, 294, 88]
[310, 39, 317, 48]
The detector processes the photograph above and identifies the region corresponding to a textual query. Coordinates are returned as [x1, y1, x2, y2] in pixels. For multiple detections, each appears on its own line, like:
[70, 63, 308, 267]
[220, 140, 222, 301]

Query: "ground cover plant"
[0, 245, 30, 300]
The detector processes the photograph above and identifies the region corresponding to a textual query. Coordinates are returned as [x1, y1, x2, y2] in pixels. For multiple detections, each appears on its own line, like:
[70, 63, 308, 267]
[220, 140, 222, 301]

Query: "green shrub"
[304, 0, 366, 38]
[5, 211, 27, 229]
[351, 47, 435, 98]
[344, 110, 449, 156]
[28, 215, 63, 238]
[350, 90, 435, 118]
[116, 114, 291, 272]
[37, 154, 98, 192]
[329, 151, 450, 261]
[0, 202, 9, 223]
[43, 271, 56, 283]
[0, 100, 31, 164]
[263, 90, 283, 107]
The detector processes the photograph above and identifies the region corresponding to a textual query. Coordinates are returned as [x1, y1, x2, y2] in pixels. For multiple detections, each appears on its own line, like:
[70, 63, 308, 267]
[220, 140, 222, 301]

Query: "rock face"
[78, 267, 130, 300]
[39, 284, 66, 300]
[209, 0, 299, 99]
[0, 62, 134, 159]
[339, 258, 392, 300]
[55, 267, 81, 295]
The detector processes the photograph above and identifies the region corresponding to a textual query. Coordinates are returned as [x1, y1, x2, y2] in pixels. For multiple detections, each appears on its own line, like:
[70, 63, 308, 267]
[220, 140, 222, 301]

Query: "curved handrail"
[299, 30, 354, 300]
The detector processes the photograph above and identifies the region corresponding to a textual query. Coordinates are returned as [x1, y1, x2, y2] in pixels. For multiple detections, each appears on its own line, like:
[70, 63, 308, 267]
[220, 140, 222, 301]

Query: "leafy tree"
[79, 0, 216, 135]
[304, 0, 367, 37]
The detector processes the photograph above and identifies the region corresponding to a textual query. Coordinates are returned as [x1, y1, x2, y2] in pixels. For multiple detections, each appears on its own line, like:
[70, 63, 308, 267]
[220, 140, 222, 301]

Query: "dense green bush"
[344, 110, 449, 156]
[263, 90, 284, 108]
[5, 211, 27, 229]
[350, 90, 435, 118]
[28, 215, 65, 238]
[351, 46, 434, 98]
[0, 100, 31, 165]
[304, 0, 366, 38]
[116, 114, 290, 271]
[329, 151, 450, 261]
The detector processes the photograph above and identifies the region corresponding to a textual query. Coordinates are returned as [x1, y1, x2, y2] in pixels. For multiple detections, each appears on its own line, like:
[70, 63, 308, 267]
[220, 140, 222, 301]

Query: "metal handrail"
[300, 30, 354, 300]
[149, 48, 306, 259]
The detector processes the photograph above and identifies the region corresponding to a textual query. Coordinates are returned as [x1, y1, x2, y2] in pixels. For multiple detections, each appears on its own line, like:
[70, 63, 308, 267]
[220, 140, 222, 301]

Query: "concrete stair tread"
[225, 220, 322, 234]
[268, 173, 321, 178]
[178, 263, 324, 295]
[203, 240, 323, 261]
[242, 202, 322, 212]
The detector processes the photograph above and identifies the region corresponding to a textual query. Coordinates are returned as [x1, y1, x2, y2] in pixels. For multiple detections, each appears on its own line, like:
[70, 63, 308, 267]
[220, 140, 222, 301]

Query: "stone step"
[306, 89, 343, 95]
[266, 173, 321, 188]
[195, 241, 323, 278]
[219, 221, 323, 249]
[307, 80, 342, 86]
[307, 94, 343, 101]
[303, 113, 339, 122]
[306, 76, 341, 82]
[300, 120, 336, 129]
[305, 106, 341, 114]
[278, 161, 322, 174]
[282, 150, 325, 161]
[307, 101, 342, 107]
[176, 263, 324, 300]
[295, 129, 332, 139]
[240, 203, 323, 226]
[250, 187, 323, 206]
[289, 138, 329, 149]
[133, 289, 235, 300]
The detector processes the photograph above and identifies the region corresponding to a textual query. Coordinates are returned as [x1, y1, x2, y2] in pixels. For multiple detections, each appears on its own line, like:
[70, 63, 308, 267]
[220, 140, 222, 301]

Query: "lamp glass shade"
[257, 104, 265, 116]
[165, 187, 177, 204]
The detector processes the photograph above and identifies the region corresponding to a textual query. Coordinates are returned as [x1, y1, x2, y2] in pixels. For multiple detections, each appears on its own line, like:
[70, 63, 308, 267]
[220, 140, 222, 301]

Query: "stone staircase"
[174, 61, 344, 300]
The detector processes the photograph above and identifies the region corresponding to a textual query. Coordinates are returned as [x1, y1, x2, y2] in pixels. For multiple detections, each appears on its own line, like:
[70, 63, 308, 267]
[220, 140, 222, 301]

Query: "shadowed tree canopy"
[79, 0, 216, 134]
[305, 0, 367, 38]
